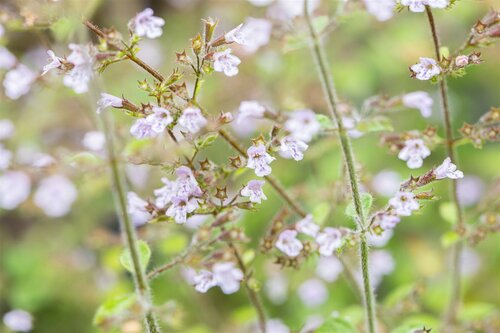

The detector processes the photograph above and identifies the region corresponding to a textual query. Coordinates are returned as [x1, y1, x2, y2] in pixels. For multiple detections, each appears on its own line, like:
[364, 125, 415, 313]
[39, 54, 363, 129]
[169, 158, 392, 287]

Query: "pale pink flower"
[316, 256, 343, 282]
[246, 144, 275, 177]
[389, 191, 419, 216]
[130, 118, 156, 139]
[364, 0, 396, 21]
[129, 8, 165, 39]
[275, 229, 303, 257]
[41, 50, 63, 75]
[193, 269, 217, 293]
[146, 106, 173, 133]
[279, 136, 308, 161]
[82, 131, 105, 151]
[213, 262, 244, 294]
[178, 107, 207, 134]
[63, 43, 95, 93]
[213, 49, 241, 77]
[434, 157, 464, 180]
[297, 278, 328, 307]
[0, 144, 12, 170]
[175, 166, 202, 197]
[315, 227, 343, 256]
[0, 171, 31, 210]
[402, 91, 433, 118]
[225, 24, 247, 45]
[241, 18, 272, 53]
[241, 179, 267, 203]
[34, 175, 77, 217]
[455, 55, 469, 67]
[0, 119, 14, 141]
[237, 100, 266, 124]
[0, 46, 16, 70]
[284, 109, 320, 143]
[3, 64, 36, 99]
[2, 309, 33, 332]
[411, 57, 441, 81]
[127, 192, 152, 227]
[96, 93, 123, 114]
[166, 196, 198, 224]
[296, 214, 320, 237]
[154, 178, 177, 208]
[376, 212, 401, 230]
[398, 138, 431, 169]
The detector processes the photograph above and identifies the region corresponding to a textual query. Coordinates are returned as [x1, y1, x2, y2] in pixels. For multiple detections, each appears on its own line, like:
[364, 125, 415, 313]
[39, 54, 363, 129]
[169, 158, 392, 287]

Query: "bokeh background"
[1, 0, 499, 332]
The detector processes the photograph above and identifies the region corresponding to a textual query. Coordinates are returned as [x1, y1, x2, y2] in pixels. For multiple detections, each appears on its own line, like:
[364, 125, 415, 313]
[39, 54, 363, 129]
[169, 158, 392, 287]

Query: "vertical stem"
[425, 7, 465, 328]
[304, 2, 377, 332]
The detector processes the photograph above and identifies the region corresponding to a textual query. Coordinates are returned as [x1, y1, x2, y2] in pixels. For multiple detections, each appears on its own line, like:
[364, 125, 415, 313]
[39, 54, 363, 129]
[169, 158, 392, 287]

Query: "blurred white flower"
[0, 46, 16, 70]
[411, 57, 441, 81]
[3, 64, 37, 99]
[434, 157, 464, 179]
[213, 262, 244, 294]
[175, 166, 202, 197]
[402, 91, 433, 118]
[2, 309, 33, 332]
[63, 43, 95, 93]
[126, 164, 150, 190]
[276, 229, 303, 257]
[213, 49, 241, 77]
[246, 144, 275, 177]
[31, 153, 56, 169]
[364, 0, 395, 21]
[0, 119, 14, 141]
[241, 18, 273, 53]
[237, 100, 266, 124]
[389, 191, 419, 216]
[130, 118, 156, 139]
[401, 0, 427, 12]
[263, 319, 290, 333]
[136, 39, 164, 68]
[427, 0, 449, 9]
[398, 138, 430, 169]
[96, 93, 123, 114]
[265, 273, 288, 304]
[166, 196, 198, 224]
[0, 144, 12, 170]
[280, 136, 308, 161]
[457, 175, 484, 207]
[129, 8, 165, 39]
[316, 256, 343, 282]
[0, 171, 31, 210]
[371, 170, 401, 197]
[367, 229, 394, 247]
[296, 214, 320, 237]
[460, 247, 481, 277]
[284, 109, 320, 143]
[316, 227, 343, 256]
[41, 50, 63, 75]
[34, 175, 77, 217]
[241, 179, 267, 203]
[298, 278, 328, 307]
[376, 212, 401, 230]
[194, 269, 217, 293]
[127, 192, 152, 227]
[82, 131, 105, 152]
[225, 24, 247, 45]
[178, 107, 207, 134]
[369, 250, 395, 287]
[268, 0, 320, 21]
[455, 55, 469, 67]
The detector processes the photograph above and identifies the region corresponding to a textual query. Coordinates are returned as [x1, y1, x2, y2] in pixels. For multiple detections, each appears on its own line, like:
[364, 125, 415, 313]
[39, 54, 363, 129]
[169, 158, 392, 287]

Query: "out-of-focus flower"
[247, 144, 275, 177]
[263, 319, 290, 333]
[460, 247, 481, 277]
[225, 24, 246, 45]
[316, 227, 343, 256]
[275, 229, 303, 257]
[240, 18, 273, 53]
[402, 91, 433, 118]
[82, 131, 105, 151]
[411, 57, 441, 80]
[34, 175, 77, 217]
[41, 50, 63, 75]
[146, 106, 173, 133]
[367, 229, 394, 247]
[279, 136, 308, 161]
[401, 0, 427, 12]
[2, 309, 33, 332]
[427, 0, 449, 9]
[178, 107, 207, 134]
[369, 250, 395, 287]
[166, 196, 198, 224]
[63, 44, 95, 93]
[342, 116, 364, 139]
[297, 278, 328, 307]
[364, 0, 396, 21]
[126, 164, 150, 190]
[130, 118, 156, 139]
[193, 269, 217, 293]
[376, 212, 401, 230]
[265, 273, 288, 304]
[371, 170, 401, 197]
[457, 175, 484, 207]
[241, 179, 267, 203]
[129, 8, 165, 39]
[398, 138, 431, 169]
[0, 24, 4, 37]
[315, 256, 343, 282]
[31, 153, 56, 169]
[0, 144, 12, 170]
[213, 49, 241, 77]
[127, 192, 152, 227]
[0, 119, 14, 141]
[0, 171, 31, 210]
[455, 55, 469, 67]
[212, 262, 244, 294]
[175, 166, 203, 197]
[267, 0, 320, 21]
[96, 93, 123, 114]
[389, 191, 419, 216]
[237, 100, 266, 124]
[434, 157, 464, 179]
[3, 65, 37, 99]
[296, 214, 320, 237]
[284, 109, 320, 143]
[0, 46, 16, 70]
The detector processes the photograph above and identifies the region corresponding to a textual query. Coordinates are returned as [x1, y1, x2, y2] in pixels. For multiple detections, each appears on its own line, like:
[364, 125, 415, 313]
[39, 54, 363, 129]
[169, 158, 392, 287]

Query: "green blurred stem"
[304, 1, 377, 333]
[425, 7, 465, 328]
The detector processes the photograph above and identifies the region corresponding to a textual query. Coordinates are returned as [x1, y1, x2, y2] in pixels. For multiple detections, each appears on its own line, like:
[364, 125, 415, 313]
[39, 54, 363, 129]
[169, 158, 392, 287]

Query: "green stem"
[304, 2, 377, 332]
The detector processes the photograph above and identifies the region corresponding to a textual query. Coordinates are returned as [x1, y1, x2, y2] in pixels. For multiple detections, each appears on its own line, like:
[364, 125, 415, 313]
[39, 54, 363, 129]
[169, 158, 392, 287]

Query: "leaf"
[441, 231, 460, 247]
[195, 133, 219, 149]
[383, 283, 416, 308]
[93, 293, 136, 326]
[316, 317, 359, 333]
[390, 324, 427, 333]
[312, 202, 331, 226]
[316, 114, 334, 129]
[356, 116, 394, 133]
[345, 193, 373, 218]
[439, 202, 457, 224]
[120, 240, 151, 273]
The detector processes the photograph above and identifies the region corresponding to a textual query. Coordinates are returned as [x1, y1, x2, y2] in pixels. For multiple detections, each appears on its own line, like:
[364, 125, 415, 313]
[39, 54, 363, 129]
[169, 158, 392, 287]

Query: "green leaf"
[312, 202, 331, 226]
[356, 116, 394, 133]
[120, 240, 151, 273]
[441, 231, 460, 247]
[439, 202, 457, 224]
[460, 302, 496, 321]
[195, 133, 219, 149]
[316, 317, 359, 333]
[383, 283, 416, 308]
[345, 193, 373, 218]
[390, 324, 427, 333]
[316, 114, 334, 129]
[93, 293, 136, 326]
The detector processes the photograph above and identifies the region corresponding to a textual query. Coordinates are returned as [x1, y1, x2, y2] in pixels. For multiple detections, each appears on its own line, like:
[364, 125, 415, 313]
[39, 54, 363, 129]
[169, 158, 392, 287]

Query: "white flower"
[0, 24, 4, 37]
[175, 166, 203, 197]
[166, 196, 198, 224]
[315, 227, 343, 256]
[82, 131, 106, 151]
[96, 93, 123, 114]
[237, 100, 266, 124]
[0, 171, 31, 210]
[145, 106, 173, 133]
[63, 43, 95, 93]
[284, 109, 320, 143]
[0, 119, 14, 141]
[127, 192, 152, 227]
[275, 229, 303, 257]
[213, 262, 244, 294]
[401, 0, 427, 12]
[368, 250, 395, 288]
[455, 55, 469, 67]
[0, 144, 12, 170]
[225, 24, 247, 45]
[0, 46, 16, 70]
[241, 18, 273, 53]
[457, 175, 484, 207]
[279, 136, 308, 161]
[371, 170, 401, 197]
[316, 256, 343, 282]
[129, 8, 165, 39]
[427, 0, 449, 9]
[130, 118, 156, 139]
[34, 175, 77, 217]
[402, 91, 433, 118]
[342, 116, 364, 139]
[434, 157, 464, 179]
[246, 144, 275, 177]
[364, 0, 396, 21]
[31, 153, 56, 169]
[178, 107, 207, 134]
[398, 138, 431, 169]
[194, 269, 217, 293]
[41, 50, 63, 75]
[367, 229, 394, 247]
[297, 278, 328, 307]
[389, 191, 419, 216]
[154, 178, 177, 208]
[268, 0, 320, 20]
[296, 214, 320, 237]
[376, 212, 401, 229]
[2, 309, 33, 332]
[3, 65, 36, 99]
[241, 179, 267, 203]
[264, 273, 288, 304]
[411, 57, 441, 81]
[264, 319, 290, 333]
[213, 49, 241, 77]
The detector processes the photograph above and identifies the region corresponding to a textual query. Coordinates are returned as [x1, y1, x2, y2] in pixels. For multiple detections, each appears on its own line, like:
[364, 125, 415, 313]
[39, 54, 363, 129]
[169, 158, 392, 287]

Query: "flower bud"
[455, 55, 469, 67]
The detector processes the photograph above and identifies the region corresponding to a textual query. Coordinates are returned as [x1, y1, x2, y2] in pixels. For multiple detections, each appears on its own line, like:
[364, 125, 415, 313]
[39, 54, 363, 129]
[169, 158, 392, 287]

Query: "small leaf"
[316, 114, 334, 129]
[195, 133, 219, 149]
[345, 193, 373, 218]
[120, 240, 151, 273]
[93, 293, 136, 326]
[390, 324, 425, 333]
[441, 231, 460, 247]
[356, 116, 394, 133]
[439, 202, 457, 224]
[313, 202, 331, 226]
[316, 317, 359, 333]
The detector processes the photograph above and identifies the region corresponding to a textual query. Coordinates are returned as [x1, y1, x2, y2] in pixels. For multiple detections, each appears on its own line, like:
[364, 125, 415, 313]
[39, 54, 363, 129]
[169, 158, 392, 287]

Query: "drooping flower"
[316, 256, 344, 282]
[0, 46, 16, 70]
[0, 171, 31, 210]
[279, 136, 308, 161]
[389, 191, 419, 216]
[297, 278, 328, 307]
[0, 119, 15, 141]
[178, 107, 207, 134]
[63, 43, 95, 93]
[193, 269, 217, 293]
[166, 196, 199, 224]
[246, 144, 275, 177]
[410, 57, 441, 81]
[275, 229, 303, 257]
[127, 192, 152, 227]
[398, 138, 431, 169]
[41, 50, 63, 75]
[434, 157, 464, 179]
[296, 214, 320, 237]
[96, 93, 123, 114]
[2, 309, 33, 332]
[82, 131, 106, 151]
[0, 144, 12, 170]
[34, 175, 77, 217]
[315, 227, 343, 256]
[225, 24, 247, 45]
[284, 109, 320, 143]
[376, 212, 401, 230]
[241, 179, 267, 203]
[237, 100, 266, 124]
[212, 262, 244, 294]
[213, 49, 241, 77]
[364, 0, 396, 21]
[3, 65, 37, 99]
[129, 8, 165, 39]
[240, 18, 273, 53]
[402, 91, 433, 118]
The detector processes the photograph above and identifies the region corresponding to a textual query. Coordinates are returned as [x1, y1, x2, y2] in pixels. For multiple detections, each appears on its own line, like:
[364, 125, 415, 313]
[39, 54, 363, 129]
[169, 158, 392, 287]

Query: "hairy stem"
[425, 7, 465, 328]
[304, 2, 377, 332]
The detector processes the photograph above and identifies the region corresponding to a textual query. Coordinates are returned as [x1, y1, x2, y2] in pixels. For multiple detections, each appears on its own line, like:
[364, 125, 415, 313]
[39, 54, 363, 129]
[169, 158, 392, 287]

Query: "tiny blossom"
[213, 49, 241, 77]
[275, 229, 303, 257]
[460, 247, 481, 277]
[2, 309, 33, 332]
[225, 24, 247, 45]
[315, 256, 343, 282]
[241, 179, 267, 203]
[82, 131, 106, 151]
[0, 119, 15, 141]
[402, 91, 433, 118]
[127, 192, 152, 227]
[154, 177, 177, 208]
[401, 0, 427, 12]
[0, 144, 12, 170]
[63, 43, 95, 93]
[367, 229, 394, 247]
[0, 46, 16, 70]
[213, 262, 244, 294]
[175, 166, 203, 197]
[434, 157, 464, 180]
[126, 163, 150, 190]
[264, 319, 290, 333]
[369, 250, 395, 287]
[130, 118, 156, 139]
[241, 18, 273, 53]
[129, 8, 165, 39]
[31, 153, 56, 168]
[398, 138, 431, 169]
[284, 109, 320, 143]
[180, 266, 197, 285]
[427, 0, 449, 9]
[279, 136, 308, 161]
[146, 106, 173, 133]
[246, 144, 275, 177]
[315, 227, 343, 256]
[342, 116, 364, 139]
[264, 273, 288, 304]
[455, 55, 469, 67]
[268, 0, 320, 20]
[178, 107, 207, 134]
[193, 269, 217, 293]
[237, 100, 266, 124]
[297, 278, 328, 307]
[411, 57, 441, 81]
[457, 175, 484, 207]
[0, 171, 31, 210]
[166, 196, 199, 224]
[296, 214, 320, 237]
[389, 191, 419, 216]
[371, 170, 401, 197]
[376, 212, 401, 230]
[41, 50, 63, 75]
[34, 175, 77, 217]
[364, 0, 396, 21]
[3, 64, 37, 100]
[96, 93, 123, 114]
